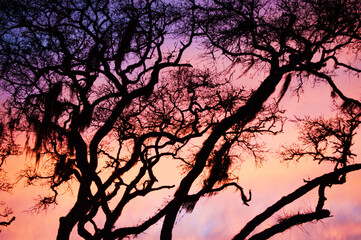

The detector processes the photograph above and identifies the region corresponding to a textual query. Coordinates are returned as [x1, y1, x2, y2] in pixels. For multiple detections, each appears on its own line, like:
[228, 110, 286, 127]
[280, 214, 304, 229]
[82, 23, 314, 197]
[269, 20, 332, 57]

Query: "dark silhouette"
[0, 0, 360, 239]
[0, 120, 19, 230]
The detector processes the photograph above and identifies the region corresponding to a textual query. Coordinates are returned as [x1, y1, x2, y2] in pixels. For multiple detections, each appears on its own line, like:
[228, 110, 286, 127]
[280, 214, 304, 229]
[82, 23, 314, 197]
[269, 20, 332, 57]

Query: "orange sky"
[1, 55, 361, 239]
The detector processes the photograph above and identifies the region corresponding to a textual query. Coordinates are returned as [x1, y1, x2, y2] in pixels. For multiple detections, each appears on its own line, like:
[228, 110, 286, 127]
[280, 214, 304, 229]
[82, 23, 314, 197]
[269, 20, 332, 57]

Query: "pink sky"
[1, 57, 361, 239]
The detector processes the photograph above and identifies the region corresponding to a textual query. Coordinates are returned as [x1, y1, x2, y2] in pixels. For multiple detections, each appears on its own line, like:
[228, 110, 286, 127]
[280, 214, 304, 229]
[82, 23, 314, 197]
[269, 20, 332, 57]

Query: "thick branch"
[160, 61, 290, 239]
[0, 216, 15, 227]
[248, 210, 331, 240]
[233, 164, 361, 240]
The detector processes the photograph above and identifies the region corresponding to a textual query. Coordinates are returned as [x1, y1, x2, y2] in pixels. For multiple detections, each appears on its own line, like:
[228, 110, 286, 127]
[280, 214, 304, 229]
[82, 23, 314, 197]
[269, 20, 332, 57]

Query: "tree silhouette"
[0, 119, 19, 231]
[0, 0, 361, 239]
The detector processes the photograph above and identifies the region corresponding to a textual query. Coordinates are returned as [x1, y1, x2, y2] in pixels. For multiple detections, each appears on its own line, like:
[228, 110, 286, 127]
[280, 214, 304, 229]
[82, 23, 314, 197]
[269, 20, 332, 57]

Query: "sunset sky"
[1, 60, 361, 240]
[0, 0, 361, 238]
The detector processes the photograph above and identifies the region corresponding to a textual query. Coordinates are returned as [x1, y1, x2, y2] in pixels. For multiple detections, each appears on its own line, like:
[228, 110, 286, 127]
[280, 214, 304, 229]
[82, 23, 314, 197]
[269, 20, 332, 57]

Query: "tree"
[0, 118, 18, 231]
[159, 0, 361, 239]
[0, 0, 361, 239]
[0, 0, 197, 238]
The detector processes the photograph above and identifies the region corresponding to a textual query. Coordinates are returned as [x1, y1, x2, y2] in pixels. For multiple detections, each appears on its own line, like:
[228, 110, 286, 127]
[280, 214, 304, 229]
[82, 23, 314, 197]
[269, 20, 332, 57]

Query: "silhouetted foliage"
[0, 118, 19, 231]
[0, 0, 361, 239]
